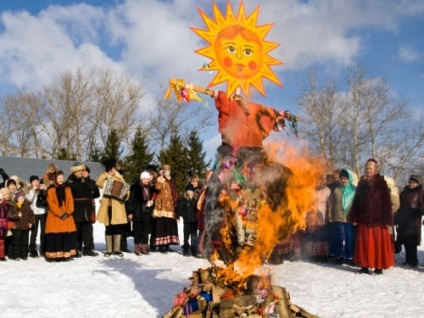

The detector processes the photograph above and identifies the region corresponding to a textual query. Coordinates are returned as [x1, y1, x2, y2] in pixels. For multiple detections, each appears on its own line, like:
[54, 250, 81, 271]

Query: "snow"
[1, 222, 423, 318]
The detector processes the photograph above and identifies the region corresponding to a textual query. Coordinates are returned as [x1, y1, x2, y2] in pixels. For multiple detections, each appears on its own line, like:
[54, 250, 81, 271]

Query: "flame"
[204, 138, 324, 292]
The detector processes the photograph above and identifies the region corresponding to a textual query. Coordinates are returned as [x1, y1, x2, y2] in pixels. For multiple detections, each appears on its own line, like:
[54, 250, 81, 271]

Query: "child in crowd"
[8, 192, 34, 260]
[0, 192, 10, 260]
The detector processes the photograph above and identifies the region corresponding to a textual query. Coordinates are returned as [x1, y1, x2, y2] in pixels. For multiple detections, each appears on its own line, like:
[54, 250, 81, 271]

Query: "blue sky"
[0, 0, 423, 155]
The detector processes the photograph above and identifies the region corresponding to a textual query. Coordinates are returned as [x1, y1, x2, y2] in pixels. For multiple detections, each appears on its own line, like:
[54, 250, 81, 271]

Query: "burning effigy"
[163, 2, 321, 317]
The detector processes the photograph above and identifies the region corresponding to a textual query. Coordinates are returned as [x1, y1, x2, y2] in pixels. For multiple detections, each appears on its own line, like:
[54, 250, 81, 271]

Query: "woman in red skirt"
[349, 159, 394, 275]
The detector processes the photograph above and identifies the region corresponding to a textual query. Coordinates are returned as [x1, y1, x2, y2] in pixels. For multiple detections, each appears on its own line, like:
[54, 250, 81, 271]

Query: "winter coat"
[348, 174, 393, 226]
[67, 176, 100, 223]
[25, 188, 47, 215]
[0, 200, 10, 237]
[126, 183, 155, 221]
[395, 184, 424, 245]
[327, 170, 356, 223]
[8, 201, 35, 230]
[96, 171, 129, 226]
[153, 177, 179, 218]
[177, 195, 197, 223]
[45, 184, 76, 234]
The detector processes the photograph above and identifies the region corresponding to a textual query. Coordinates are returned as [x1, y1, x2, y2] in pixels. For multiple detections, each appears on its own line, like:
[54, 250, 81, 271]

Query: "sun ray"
[191, 1, 283, 97]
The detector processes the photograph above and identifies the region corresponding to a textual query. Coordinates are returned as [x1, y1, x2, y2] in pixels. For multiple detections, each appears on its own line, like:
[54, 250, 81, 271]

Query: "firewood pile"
[163, 266, 318, 318]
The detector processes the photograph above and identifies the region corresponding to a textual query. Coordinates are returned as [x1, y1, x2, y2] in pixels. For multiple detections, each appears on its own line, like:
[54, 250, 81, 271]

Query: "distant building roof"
[0, 156, 104, 184]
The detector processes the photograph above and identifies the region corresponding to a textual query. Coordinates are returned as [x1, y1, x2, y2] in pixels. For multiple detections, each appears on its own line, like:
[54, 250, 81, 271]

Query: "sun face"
[191, 1, 283, 97]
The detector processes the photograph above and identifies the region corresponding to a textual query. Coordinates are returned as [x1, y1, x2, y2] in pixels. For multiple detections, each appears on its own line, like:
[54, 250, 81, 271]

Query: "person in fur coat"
[395, 174, 424, 267]
[349, 159, 394, 275]
[96, 158, 130, 257]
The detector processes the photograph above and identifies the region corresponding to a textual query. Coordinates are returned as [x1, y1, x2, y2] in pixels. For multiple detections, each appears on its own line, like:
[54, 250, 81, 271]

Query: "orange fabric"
[45, 186, 76, 234]
[354, 224, 394, 269]
[215, 91, 278, 147]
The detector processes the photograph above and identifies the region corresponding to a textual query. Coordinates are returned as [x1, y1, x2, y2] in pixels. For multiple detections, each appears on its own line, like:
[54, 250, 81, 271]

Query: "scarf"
[56, 184, 67, 207]
[340, 169, 356, 214]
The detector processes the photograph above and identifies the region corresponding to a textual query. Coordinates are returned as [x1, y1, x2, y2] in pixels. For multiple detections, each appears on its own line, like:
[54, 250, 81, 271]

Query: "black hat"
[185, 184, 195, 192]
[29, 175, 39, 183]
[408, 174, 421, 184]
[102, 158, 117, 172]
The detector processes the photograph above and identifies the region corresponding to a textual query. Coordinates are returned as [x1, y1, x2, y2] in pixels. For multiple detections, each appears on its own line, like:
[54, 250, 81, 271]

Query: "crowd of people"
[0, 158, 423, 275]
[0, 160, 208, 262]
[274, 159, 424, 275]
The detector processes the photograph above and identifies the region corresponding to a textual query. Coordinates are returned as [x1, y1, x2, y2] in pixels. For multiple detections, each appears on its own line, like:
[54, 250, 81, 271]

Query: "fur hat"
[409, 174, 421, 184]
[102, 158, 117, 172]
[0, 188, 10, 196]
[46, 163, 59, 174]
[10, 175, 20, 185]
[70, 162, 86, 173]
[29, 175, 39, 183]
[140, 171, 150, 180]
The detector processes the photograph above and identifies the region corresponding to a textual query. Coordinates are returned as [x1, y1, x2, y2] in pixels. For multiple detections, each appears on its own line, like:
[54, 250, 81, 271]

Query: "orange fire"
[206, 138, 325, 293]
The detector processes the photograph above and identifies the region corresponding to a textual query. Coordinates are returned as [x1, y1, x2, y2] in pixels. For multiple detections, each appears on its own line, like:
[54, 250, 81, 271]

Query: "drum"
[103, 178, 130, 201]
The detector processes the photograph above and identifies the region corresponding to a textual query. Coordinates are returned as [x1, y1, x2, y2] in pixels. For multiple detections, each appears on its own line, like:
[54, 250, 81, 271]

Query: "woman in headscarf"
[327, 169, 356, 264]
[44, 171, 77, 262]
[349, 159, 394, 275]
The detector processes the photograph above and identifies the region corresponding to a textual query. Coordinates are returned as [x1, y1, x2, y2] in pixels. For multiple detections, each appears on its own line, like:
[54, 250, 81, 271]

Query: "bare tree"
[148, 93, 214, 154]
[91, 68, 144, 150]
[299, 65, 424, 183]
[298, 71, 347, 171]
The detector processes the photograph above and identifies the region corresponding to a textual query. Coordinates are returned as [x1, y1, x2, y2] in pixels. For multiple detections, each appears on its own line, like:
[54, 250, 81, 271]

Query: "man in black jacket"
[67, 163, 100, 256]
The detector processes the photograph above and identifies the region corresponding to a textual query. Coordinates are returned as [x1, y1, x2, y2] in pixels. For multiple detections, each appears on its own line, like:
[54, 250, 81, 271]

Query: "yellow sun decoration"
[191, 1, 283, 98]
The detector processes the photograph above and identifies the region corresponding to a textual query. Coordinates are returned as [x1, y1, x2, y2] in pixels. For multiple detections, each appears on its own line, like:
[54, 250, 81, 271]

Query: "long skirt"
[354, 224, 394, 269]
[44, 232, 77, 260]
[0, 238, 5, 259]
[154, 217, 180, 246]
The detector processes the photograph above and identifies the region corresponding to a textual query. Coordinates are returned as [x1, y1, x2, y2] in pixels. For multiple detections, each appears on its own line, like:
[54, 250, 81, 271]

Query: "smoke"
[202, 138, 324, 290]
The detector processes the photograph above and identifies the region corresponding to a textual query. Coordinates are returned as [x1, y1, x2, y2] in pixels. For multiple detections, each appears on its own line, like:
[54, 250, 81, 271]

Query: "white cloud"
[0, 0, 418, 96]
[398, 45, 420, 63]
[0, 4, 122, 91]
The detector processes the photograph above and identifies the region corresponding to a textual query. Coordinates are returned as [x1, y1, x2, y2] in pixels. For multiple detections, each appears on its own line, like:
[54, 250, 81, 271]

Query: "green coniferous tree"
[101, 129, 123, 166]
[158, 132, 190, 192]
[186, 130, 210, 178]
[123, 126, 154, 184]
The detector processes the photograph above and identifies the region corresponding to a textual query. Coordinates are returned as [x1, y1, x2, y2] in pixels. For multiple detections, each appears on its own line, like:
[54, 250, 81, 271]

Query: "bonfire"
[163, 2, 321, 317]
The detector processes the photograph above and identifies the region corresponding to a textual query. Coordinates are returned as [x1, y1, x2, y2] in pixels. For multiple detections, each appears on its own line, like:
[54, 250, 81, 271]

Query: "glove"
[60, 213, 69, 220]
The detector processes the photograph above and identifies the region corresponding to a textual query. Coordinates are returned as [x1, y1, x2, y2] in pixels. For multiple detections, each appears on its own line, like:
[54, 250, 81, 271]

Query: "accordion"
[103, 178, 130, 202]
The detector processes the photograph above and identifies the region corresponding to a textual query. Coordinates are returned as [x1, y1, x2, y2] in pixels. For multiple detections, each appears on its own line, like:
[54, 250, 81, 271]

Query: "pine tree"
[186, 130, 210, 178]
[101, 129, 122, 165]
[158, 132, 190, 192]
[123, 126, 154, 184]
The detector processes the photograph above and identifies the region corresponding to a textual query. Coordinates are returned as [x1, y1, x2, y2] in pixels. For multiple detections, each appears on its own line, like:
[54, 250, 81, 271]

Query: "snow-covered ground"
[1, 222, 423, 318]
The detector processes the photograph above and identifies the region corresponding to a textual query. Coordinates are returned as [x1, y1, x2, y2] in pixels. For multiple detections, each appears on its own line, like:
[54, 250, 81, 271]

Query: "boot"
[104, 235, 113, 257]
[112, 235, 123, 257]
[141, 244, 149, 255]
[134, 244, 141, 256]
[183, 245, 190, 257]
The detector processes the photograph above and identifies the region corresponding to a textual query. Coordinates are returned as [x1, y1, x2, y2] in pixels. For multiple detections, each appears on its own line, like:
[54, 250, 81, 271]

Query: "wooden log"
[271, 285, 292, 317]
